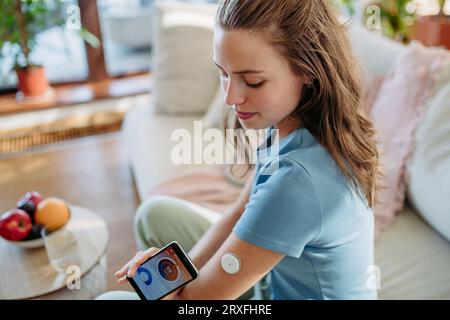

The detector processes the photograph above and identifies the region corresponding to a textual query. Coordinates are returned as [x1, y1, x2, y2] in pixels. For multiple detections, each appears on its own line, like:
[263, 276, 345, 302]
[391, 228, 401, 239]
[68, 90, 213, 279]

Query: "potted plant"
[412, 0, 450, 49]
[0, 0, 99, 100]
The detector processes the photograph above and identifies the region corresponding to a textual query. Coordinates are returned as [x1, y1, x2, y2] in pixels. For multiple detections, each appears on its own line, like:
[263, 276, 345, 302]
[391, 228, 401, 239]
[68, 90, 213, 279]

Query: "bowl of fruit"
[0, 192, 71, 249]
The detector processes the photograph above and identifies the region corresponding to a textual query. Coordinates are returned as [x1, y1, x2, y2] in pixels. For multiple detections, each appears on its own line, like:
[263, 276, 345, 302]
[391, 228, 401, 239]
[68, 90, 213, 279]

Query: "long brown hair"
[217, 0, 379, 208]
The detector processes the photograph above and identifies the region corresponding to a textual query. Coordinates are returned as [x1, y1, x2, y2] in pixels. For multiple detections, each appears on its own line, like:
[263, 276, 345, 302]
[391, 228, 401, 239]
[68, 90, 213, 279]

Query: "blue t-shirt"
[233, 127, 377, 300]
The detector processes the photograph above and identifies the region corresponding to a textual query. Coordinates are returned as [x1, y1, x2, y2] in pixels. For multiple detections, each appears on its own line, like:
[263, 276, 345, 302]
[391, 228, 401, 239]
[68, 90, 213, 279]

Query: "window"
[97, 0, 154, 76]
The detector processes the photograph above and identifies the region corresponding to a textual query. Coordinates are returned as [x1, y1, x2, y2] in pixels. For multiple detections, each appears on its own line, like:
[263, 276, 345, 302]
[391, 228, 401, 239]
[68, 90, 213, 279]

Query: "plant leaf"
[78, 27, 100, 49]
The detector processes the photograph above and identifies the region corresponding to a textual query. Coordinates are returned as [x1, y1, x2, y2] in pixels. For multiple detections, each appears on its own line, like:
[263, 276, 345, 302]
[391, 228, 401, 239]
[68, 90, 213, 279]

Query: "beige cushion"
[152, 1, 219, 114]
[375, 205, 450, 299]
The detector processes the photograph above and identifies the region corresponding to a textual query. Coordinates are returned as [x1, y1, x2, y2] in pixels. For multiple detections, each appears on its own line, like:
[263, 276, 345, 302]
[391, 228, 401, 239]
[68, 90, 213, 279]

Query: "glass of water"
[41, 225, 80, 273]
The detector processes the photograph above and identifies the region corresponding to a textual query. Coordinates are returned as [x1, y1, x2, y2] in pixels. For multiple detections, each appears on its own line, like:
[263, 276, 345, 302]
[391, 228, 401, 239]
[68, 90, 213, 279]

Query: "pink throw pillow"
[369, 41, 450, 239]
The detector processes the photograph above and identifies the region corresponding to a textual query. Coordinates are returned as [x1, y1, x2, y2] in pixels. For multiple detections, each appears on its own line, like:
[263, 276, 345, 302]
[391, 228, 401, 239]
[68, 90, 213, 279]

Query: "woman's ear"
[304, 76, 314, 88]
[304, 76, 313, 84]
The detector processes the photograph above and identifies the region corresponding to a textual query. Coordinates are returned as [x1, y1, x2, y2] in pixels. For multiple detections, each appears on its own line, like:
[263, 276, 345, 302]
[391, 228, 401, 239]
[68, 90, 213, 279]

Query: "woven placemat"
[0, 111, 125, 155]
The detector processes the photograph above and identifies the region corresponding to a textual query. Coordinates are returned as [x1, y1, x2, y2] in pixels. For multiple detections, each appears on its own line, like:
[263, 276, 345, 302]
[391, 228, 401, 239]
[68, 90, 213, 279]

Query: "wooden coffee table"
[0, 205, 109, 300]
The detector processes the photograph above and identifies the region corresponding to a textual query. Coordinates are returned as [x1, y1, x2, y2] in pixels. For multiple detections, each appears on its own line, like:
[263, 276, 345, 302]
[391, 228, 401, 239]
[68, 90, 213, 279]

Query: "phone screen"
[128, 242, 197, 300]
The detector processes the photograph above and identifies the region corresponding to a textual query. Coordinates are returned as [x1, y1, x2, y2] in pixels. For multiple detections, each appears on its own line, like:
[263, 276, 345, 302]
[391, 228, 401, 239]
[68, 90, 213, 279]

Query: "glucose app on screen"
[133, 247, 193, 300]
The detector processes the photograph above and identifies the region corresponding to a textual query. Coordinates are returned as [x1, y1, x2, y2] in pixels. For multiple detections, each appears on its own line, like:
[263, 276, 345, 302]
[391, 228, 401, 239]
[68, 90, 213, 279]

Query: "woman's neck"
[275, 116, 302, 140]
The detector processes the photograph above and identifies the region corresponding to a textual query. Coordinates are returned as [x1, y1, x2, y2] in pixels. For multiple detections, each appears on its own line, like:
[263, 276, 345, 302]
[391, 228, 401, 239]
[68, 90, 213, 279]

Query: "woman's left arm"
[172, 233, 284, 300]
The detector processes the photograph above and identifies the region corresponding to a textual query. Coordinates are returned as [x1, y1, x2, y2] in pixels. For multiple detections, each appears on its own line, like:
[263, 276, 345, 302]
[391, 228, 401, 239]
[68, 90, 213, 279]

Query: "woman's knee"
[133, 195, 180, 249]
[134, 195, 174, 227]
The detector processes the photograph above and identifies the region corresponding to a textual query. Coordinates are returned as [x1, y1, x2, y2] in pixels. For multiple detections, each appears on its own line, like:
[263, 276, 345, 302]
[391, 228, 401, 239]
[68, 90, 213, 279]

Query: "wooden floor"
[0, 132, 139, 294]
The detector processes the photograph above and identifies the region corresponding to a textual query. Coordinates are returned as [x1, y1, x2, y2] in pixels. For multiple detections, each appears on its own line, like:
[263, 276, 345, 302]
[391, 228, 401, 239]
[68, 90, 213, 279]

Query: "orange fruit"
[35, 197, 70, 232]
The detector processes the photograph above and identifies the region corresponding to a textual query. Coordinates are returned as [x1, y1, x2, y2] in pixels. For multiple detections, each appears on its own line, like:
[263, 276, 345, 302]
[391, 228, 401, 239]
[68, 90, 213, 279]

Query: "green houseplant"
[378, 0, 417, 43]
[359, 0, 418, 43]
[335, 0, 416, 42]
[0, 0, 99, 99]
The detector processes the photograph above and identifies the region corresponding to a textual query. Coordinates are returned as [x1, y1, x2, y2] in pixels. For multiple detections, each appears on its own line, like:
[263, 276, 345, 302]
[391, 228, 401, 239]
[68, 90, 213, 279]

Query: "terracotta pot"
[15, 65, 50, 98]
[412, 15, 450, 49]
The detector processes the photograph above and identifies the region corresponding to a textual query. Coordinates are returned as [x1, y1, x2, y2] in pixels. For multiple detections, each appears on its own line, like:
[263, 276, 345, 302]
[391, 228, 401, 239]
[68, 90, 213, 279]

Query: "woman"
[101, 0, 379, 300]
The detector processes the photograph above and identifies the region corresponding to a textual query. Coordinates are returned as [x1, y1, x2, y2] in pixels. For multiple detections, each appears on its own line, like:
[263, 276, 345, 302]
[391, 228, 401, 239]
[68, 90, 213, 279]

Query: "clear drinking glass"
[41, 225, 80, 273]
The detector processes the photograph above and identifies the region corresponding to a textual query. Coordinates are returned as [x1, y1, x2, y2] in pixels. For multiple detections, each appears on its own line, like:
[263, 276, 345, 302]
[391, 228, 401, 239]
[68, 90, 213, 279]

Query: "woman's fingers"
[114, 263, 130, 279]
[127, 247, 160, 278]
[117, 275, 128, 284]
[115, 251, 145, 279]
[115, 247, 161, 281]
[136, 247, 160, 265]
[126, 251, 146, 278]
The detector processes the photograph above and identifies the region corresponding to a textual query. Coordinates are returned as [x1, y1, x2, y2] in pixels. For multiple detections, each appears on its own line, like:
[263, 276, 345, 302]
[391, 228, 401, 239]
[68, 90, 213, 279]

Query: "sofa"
[122, 1, 450, 299]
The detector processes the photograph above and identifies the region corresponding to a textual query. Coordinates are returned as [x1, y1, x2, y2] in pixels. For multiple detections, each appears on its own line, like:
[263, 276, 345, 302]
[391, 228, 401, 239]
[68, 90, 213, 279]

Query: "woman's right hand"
[114, 247, 160, 284]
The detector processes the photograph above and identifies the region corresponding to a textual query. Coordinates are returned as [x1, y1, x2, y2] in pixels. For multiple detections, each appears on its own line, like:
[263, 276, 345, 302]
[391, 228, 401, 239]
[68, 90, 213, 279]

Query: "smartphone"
[127, 241, 198, 300]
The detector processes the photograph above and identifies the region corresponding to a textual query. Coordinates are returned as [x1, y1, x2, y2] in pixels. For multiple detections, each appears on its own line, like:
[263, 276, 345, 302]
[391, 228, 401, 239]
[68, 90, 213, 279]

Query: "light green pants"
[133, 195, 222, 252]
[96, 195, 261, 300]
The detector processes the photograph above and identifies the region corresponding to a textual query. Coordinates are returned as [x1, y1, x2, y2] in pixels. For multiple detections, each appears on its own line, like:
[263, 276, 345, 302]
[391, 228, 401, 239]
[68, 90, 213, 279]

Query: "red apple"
[17, 191, 43, 208]
[0, 209, 32, 241]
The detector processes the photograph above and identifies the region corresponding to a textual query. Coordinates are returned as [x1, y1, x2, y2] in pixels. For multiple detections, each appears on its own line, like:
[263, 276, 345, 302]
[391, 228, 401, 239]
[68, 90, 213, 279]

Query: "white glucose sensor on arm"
[221, 253, 241, 275]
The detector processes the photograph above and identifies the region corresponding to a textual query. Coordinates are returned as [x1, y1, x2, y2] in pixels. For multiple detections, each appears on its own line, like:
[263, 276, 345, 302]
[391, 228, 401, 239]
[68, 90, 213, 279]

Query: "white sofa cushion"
[152, 1, 219, 115]
[375, 205, 450, 299]
[407, 82, 450, 242]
